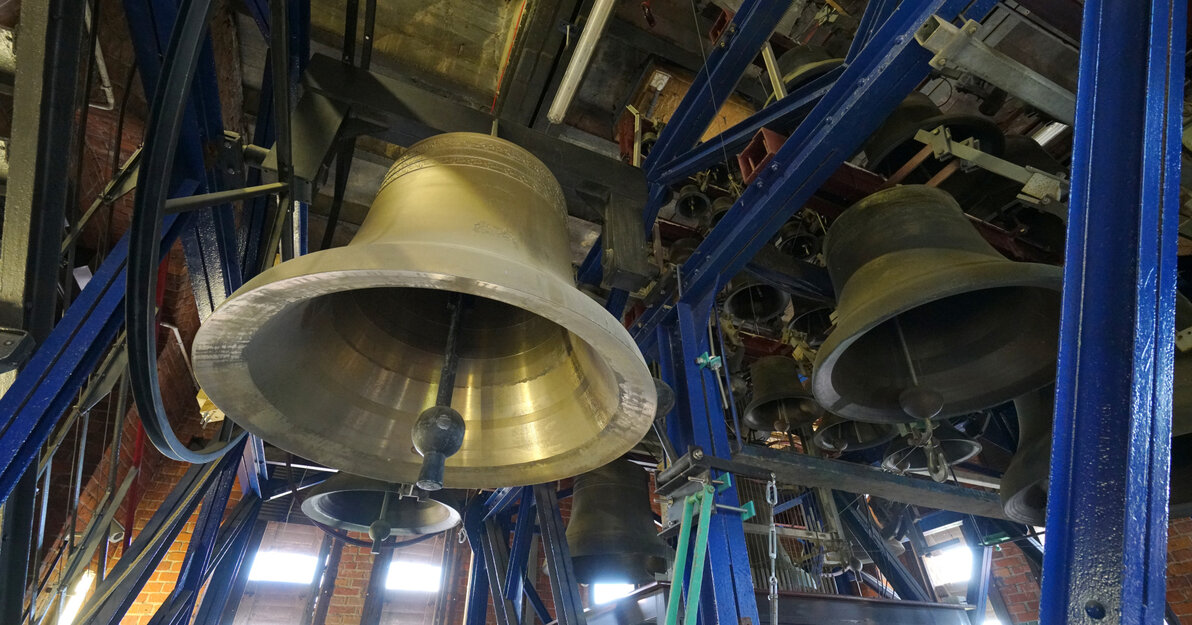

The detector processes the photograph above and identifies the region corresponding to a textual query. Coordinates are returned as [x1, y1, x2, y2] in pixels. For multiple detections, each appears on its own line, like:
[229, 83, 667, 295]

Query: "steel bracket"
[914, 15, 1075, 124]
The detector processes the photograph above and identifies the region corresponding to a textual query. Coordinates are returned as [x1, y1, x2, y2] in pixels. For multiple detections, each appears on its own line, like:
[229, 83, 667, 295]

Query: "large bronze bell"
[566, 459, 670, 584]
[743, 356, 818, 432]
[811, 186, 1063, 423]
[192, 133, 656, 488]
[301, 473, 461, 536]
[812, 414, 896, 453]
[881, 420, 982, 475]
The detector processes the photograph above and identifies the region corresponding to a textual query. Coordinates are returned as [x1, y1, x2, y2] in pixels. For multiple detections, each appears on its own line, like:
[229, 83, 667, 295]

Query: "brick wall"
[991, 541, 1040, 625]
[1167, 517, 1192, 621]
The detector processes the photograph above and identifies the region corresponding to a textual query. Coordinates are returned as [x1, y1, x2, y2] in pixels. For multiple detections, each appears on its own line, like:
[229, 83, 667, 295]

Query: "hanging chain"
[766, 473, 779, 623]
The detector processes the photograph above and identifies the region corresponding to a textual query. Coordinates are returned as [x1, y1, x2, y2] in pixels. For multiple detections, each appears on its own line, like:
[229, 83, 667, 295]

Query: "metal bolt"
[1084, 600, 1106, 620]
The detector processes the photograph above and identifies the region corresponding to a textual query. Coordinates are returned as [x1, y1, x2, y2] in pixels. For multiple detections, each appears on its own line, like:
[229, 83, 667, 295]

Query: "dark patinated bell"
[881, 420, 982, 474]
[566, 458, 670, 585]
[1002, 348, 1192, 524]
[862, 92, 1004, 180]
[811, 186, 1063, 423]
[300, 472, 461, 536]
[813, 414, 897, 453]
[724, 275, 790, 325]
[1000, 386, 1054, 525]
[744, 356, 818, 432]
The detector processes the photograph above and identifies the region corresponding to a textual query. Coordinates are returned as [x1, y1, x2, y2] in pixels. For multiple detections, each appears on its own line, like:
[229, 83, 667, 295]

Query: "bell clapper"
[368, 490, 394, 554]
[413, 292, 471, 491]
[894, 317, 945, 420]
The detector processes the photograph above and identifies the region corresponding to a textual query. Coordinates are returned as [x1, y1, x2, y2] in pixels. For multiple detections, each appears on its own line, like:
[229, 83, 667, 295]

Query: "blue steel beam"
[1039, 1, 1186, 624]
[662, 291, 759, 625]
[75, 439, 245, 625]
[463, 499, 492, 625]
[628, 0, 997, 349]
[642, 0, 793, 179]
[0, 216, 189, 506]
[505, 489, 535, 609]
[836, 493, 930, 603]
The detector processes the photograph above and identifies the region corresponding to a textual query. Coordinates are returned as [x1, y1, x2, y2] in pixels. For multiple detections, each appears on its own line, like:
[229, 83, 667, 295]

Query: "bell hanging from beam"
[301, 473, 461, 547]
[192, 133, 657, 488]
[566, 458, 670, 585]
[724, 275, 790, 325]
[861, 92, 1004, 179]
[880, 420, 982, 481]
[811, 185, 1063, 423]
[743, 356, 819, 432]
[812, 414, 896, 453]
[999, 386, 1054, 525]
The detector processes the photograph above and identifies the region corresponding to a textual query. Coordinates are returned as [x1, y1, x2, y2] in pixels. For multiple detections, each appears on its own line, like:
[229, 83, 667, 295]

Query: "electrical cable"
[125, 0, 244, 463]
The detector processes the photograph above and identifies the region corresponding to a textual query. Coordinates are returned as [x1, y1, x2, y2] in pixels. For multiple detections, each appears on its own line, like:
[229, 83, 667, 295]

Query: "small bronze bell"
[301, 473, 461, 537]
[675, 184, 712, 222]
[566, 459, 670, 585]
[743, 356, 818, 432]
[811, 186, 1063, 423]
[881, 420, 982, 478]
[724, 276, 790, 325]
[813, 415, 897, 453]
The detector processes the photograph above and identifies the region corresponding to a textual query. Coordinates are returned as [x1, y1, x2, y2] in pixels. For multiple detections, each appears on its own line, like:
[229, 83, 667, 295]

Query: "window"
[386, 561, 442, 592]
[923, 545, 973, 586]
[248, 552, 318, 584]
[591, 583, 635, 605]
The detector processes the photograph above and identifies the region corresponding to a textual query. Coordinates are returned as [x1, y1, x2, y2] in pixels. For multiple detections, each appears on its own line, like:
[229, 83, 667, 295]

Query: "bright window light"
[248, 551, 318, 584]
[985, 620, 1004, 625]
[592, 583, 635, 605]
[386, 561, 441, 592]
[57, 570, 95, 625]
[924, 545, 973, 586]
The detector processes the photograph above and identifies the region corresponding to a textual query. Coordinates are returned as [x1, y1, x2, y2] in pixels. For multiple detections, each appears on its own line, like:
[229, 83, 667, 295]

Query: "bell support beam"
[535, 484, 588, 625]
[1039, 1, 1186, 624]
[627, 0, 998, 350]
[656, 290, 760, 625]
[835, 493, 931, 603]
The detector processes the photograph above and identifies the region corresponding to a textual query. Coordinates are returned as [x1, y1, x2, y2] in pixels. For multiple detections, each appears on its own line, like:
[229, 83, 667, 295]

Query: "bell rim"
[812, 255, 1062, 423]
[811, 418, 897, 452]
[880, 433, 982, 472]
[300, 476, 463, 536]
[192, 240, 657, 489]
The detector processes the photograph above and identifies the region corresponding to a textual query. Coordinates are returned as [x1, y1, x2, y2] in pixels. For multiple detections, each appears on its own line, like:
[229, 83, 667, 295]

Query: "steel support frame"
[656, 289, 759, 625]
[628, 0, 998, 348]
[1040, 1, 1186, 625]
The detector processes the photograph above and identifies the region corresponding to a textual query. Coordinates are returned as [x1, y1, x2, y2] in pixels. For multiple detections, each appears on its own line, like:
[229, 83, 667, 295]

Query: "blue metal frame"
[1040, 1, 1186, 624]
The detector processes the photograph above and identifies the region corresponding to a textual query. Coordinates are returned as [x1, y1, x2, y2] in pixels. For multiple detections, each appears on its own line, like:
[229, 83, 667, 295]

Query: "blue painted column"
[658, 288, 758, 625]
[1040, 1, 1186, 624]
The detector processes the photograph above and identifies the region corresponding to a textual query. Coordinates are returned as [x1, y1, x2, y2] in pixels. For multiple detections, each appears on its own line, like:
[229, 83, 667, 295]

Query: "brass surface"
[193, 133, 655, 488]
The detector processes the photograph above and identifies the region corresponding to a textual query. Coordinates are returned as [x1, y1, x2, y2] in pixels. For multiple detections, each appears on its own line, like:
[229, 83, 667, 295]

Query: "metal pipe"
[545, 0, 616, 124]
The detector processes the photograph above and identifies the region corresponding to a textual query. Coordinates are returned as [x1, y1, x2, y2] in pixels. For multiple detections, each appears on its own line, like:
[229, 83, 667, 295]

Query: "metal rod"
[761, 43, 787, 100]
[546, 0, 616, 124]
[436, 292, 467, 407]
[164, 181, 287, 214]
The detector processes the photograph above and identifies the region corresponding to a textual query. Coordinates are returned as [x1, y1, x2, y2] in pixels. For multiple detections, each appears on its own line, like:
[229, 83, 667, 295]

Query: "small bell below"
[812, 415, 896, 453]
[566, 458, 670, 585]
[880, 421, 982, 482]
[300, 473, 462, 542]
[743, 356, 818, 432]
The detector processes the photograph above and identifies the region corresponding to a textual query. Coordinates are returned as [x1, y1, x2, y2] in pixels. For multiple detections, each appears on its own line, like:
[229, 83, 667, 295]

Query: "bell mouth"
[301, 487, 461, 536]
[813, 256, 1062, 423]
[812, 419, 896, 452]
[192, 241, 656, 489]
[881, 437, 982, 472]
[725, 282, 790, 323]
[744, 396, 818, 431]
